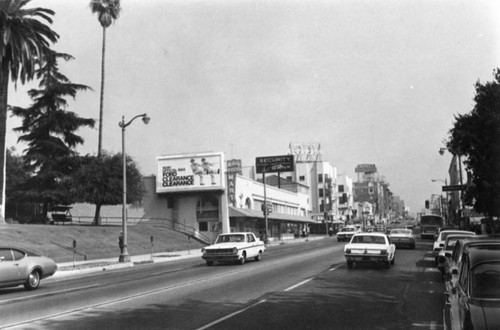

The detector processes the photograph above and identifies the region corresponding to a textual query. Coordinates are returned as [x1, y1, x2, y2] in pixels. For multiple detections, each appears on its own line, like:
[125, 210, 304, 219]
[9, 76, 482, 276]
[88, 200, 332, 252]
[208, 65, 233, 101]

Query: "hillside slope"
[0, 222, 205, 263]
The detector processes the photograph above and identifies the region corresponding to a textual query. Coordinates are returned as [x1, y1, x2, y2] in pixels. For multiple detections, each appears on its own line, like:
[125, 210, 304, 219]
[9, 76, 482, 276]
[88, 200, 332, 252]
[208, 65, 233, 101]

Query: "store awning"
[229, 206, 318, 224]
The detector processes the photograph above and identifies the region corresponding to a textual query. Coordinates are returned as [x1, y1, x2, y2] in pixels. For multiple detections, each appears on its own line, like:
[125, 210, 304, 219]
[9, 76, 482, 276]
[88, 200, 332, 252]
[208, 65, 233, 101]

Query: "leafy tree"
[73, 152, 145, 226]
[0, 0, 59, 221]
[10, 50, 95, 220]
[89, 0, 121, 157]
[447, 68, 500, 217]
[5, 147, 29, 209]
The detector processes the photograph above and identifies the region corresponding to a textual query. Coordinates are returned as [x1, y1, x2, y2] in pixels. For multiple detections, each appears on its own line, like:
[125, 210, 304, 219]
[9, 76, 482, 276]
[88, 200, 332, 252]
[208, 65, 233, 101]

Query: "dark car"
[445, 246, 500, 330]
[388, 228, 415, 249]
[443, 237, 500, 291]
[437, 234, 486, 274]
[337, 226, 359, 242]
[0, 247, 57, 290]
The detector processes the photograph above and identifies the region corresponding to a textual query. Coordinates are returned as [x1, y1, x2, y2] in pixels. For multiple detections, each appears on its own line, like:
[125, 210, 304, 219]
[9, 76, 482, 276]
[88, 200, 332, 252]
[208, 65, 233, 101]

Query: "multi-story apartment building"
[287, 161, 339, 222]
[337, 174, 354, 221]
[353, 164, 392, 223]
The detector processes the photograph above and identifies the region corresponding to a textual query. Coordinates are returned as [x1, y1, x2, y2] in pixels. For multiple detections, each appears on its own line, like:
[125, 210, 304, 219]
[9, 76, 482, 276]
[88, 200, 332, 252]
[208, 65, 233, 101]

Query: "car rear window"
[471, 263, 500, 298]
[352, 235, 386, 244]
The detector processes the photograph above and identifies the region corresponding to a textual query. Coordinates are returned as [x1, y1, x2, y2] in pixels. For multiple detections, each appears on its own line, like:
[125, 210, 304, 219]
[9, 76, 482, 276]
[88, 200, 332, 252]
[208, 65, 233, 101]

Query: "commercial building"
[142, 151, 316, 244]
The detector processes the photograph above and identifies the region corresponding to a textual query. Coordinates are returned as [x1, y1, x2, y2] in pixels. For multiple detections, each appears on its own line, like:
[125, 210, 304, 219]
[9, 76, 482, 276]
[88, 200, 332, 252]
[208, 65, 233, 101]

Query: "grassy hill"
[0, 222, 205, 263]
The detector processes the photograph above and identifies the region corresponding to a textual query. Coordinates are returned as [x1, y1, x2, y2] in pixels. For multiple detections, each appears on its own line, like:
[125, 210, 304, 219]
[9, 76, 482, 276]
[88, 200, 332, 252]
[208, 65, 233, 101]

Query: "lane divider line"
[284, 278, 314, 292]
[196, 299, 267, 330]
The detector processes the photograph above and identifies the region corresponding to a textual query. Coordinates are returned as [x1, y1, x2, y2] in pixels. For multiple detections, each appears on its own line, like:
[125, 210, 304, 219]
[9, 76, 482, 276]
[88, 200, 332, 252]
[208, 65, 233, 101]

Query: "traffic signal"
[425, 200, 430, 209]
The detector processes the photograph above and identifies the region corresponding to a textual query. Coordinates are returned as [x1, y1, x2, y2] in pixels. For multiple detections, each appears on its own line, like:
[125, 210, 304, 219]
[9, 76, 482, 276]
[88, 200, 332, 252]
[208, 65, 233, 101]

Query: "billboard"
[156, 152, 225, 193]
[256, 155, 294, 174]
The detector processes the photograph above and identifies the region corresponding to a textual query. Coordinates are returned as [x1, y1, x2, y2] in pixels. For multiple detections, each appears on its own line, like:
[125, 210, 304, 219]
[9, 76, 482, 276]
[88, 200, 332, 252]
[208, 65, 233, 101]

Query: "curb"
[51, 236, 330, 279]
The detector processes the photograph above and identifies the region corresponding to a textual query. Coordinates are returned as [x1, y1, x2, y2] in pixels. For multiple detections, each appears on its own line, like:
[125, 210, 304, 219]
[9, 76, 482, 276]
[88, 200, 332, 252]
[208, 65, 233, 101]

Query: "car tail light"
[380, 250, 388, 255]
[345, 249, 351, 254]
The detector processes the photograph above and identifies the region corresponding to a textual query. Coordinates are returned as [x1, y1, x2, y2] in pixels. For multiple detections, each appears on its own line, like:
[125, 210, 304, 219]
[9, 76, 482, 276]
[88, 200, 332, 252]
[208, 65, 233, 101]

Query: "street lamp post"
[118, 113, 150, 262]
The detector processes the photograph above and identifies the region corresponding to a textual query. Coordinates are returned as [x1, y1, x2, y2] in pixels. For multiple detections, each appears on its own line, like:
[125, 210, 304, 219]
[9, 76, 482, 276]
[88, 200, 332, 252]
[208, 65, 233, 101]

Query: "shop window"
[197, 196, 219, 220]
[167, 197, 174, 209]
[199, 222, 208, 231]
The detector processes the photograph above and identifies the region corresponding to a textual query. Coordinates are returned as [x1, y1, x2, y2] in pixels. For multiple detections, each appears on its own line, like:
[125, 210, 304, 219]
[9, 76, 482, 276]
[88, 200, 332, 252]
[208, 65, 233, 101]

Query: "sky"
[6, 0, 500, 215]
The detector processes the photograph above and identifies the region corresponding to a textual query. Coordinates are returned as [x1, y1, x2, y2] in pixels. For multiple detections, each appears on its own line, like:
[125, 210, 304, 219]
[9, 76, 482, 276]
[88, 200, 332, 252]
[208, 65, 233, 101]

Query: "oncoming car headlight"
[232, 247, 238, 254]
[201, 248, 206, 253]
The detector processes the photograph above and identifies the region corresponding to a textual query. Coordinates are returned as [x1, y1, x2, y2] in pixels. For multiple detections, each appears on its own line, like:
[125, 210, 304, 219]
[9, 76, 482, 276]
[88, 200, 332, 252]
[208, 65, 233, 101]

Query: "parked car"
[344, 232, 396, 269]
[433, 230, 475, 264]
[201, 232, 265, 266]
[0, 247, 57, 290]
[443, 237, 500, 292]
[436, 233, 482, 274]
[444, 246, 500, 330]
[337, 226, 359, 242]
[388, 228, 415, 249]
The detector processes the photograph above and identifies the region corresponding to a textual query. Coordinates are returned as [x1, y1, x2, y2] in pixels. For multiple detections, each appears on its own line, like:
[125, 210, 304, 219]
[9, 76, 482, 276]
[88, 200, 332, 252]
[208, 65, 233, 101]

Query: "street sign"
[255, 155, 294, 174]
[442, 184, 466, 192]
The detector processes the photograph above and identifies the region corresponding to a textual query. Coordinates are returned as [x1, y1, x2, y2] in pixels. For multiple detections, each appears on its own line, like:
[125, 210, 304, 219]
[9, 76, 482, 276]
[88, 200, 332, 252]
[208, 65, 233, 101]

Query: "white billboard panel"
[156, 152, 225, 193]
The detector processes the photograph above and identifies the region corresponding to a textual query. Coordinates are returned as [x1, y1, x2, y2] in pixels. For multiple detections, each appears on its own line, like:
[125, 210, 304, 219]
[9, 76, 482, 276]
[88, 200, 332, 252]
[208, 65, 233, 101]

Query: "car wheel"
[239, 252, 246, 265]
[384, 261, 390, 269]
[206, 260, 214, 266]
[347, 261, 353, 269]
[255, 252, 262, 262]
[24, 270, 40, 290]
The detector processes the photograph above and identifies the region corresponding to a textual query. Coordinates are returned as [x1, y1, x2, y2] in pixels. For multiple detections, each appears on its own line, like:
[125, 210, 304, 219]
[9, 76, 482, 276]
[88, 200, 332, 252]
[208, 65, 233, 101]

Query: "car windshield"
[390, 229, 411, 235]
[351, 235, 386, 244]
[216, 234, 245, 243]
[470, 262, 500, 299]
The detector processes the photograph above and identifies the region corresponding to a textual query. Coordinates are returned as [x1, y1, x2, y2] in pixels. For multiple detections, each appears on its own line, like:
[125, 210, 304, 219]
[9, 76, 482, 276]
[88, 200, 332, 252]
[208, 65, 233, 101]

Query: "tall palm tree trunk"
[0, 63, 10, 223]
[95, 27, 107, 226]
[97, 26, 106, 158]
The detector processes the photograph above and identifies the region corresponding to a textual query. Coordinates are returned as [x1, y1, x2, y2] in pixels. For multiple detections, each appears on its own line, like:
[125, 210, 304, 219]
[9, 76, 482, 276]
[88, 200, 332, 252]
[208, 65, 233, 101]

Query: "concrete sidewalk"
[52, 235, 330, 279]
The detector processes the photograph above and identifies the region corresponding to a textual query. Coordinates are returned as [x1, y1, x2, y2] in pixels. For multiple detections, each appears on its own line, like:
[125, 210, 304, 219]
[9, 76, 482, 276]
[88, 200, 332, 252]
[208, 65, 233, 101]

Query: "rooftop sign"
[255, 155, 294, 174]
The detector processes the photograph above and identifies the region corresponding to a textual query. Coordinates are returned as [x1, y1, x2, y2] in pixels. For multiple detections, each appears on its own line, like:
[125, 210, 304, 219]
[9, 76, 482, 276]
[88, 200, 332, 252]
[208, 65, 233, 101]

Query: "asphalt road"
[0, 237, 443, 330]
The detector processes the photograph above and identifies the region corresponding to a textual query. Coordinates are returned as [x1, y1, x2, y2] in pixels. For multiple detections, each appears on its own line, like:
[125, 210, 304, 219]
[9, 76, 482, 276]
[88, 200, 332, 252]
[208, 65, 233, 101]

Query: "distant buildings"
[107, 144, 406, 243]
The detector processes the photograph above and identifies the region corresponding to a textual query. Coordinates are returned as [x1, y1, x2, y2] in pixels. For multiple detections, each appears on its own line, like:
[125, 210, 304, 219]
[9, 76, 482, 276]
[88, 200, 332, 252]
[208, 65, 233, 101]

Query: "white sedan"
[344, 233, 396, 269]
[201, 232, 265, 266]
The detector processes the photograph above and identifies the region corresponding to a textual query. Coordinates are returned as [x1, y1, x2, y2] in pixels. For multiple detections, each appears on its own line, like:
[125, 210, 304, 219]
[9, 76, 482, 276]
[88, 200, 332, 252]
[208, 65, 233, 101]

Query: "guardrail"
[58, 216, 147, 226]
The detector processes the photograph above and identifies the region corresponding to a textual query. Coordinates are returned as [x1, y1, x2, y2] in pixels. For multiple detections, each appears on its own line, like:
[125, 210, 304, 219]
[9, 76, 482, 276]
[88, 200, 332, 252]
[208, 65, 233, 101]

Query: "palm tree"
[0, 0, 59, 222]
[89, 0, 121, 158]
